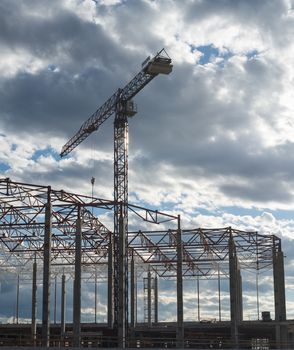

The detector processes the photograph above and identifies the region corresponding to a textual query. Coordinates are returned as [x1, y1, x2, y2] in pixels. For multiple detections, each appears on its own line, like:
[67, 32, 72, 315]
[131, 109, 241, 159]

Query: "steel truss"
[0, 178, 280, 278]
[129, 227, 280, 278]
[0, 178, 113, 274]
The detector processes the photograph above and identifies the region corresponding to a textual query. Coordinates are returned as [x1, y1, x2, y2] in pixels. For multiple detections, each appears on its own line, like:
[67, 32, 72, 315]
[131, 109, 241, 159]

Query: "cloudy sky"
[1, 0, 294, 323]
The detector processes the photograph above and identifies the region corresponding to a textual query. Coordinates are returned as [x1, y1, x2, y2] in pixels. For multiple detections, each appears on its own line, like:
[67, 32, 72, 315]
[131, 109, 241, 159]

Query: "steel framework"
[0, 178, 286, 348]
[0, 177, 281, 278]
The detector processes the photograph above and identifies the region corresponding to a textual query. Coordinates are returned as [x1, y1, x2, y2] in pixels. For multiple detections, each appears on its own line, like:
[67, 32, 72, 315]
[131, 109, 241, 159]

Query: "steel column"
[147, 269, 152, 327]
[176, 215, 184, 348]
[130, 249, 137, 328]
[256, 271, 260, 320]
[154, 276, 158, 324]
[73, 206, 82, 347]
[197, 276, 200, 322]
[42, 187, 52, 347]
[94, 269, 98, 323]
[107, 238, 114, 328]
[229, 232, 242, 349]
[238, 269, 243, 321]
[218, 265, 221, 322]
[31, 259, 37, 346]
[54, 276, 57, 324]
[61, 274, 66, 338]
[16, 274, 19, 324]
[118, 210, 126, 348]
[273, 243, 287, 348]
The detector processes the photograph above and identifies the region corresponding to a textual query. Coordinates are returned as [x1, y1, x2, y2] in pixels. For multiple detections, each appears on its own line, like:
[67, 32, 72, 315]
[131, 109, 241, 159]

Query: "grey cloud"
[1, 0, 294, 208]
[221, 179, 292, 203]
[0, 68, 116, 138]
[0, 0, 124, 71]
[184, 0, 289, 35]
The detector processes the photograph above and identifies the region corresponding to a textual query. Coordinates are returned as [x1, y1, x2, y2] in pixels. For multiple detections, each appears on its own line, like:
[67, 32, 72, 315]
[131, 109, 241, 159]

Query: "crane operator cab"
[143, 48, 173, 75]
[117, 100, 137, 117]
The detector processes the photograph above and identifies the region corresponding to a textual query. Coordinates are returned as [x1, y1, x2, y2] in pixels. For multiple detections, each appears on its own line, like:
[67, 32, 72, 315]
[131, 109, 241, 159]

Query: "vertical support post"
[256, 237, 260, 321]
[256, 271, 260, 320]
[176, 215, 184, 348]
[229, 229, 242, 349]
[130, 249, 137, 328]
[147, 269, 152, 327]
[118, 208, 126, 348]
[16, 274, 20, 324]
[273, 239, 287, 348]
[54, 275, 57, 324]
[238, 268, 243, 322]
[197, 275, 200, 322]
[218, 265, 221, 322]
[154, 276, 158, 324]
[42, 187, 52, 347]
[108, 238, 114, 328]
[31, 258, 37, 346]
[94, 269, 98, 324]
[113, 105, 129, 335]
[73, 205, 82, 347]
[61, 274, 66, 339]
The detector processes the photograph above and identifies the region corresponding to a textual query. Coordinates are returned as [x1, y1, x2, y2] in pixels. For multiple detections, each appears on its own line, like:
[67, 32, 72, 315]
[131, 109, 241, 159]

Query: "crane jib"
[60, 49, 172, 157]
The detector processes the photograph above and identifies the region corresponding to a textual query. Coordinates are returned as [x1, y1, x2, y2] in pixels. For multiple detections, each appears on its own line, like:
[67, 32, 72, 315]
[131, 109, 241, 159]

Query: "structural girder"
[0, 178, 281, 280]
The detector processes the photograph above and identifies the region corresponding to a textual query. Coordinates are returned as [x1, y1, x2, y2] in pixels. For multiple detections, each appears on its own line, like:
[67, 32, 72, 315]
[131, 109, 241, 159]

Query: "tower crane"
[60, 48, 172, 345]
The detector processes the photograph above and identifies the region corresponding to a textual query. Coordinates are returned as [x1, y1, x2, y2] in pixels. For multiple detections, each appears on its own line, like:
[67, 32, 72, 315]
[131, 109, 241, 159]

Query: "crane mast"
[60, 49, 172, 347]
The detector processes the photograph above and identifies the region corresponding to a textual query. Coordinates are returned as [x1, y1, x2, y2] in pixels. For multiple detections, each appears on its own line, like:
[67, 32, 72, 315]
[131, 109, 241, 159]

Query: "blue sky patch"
[192, 44, 234, 65]
[0, 162, 11, 172]
[31, 147, 59, 161]
[196, 44, 220, 64]
[192, 44, 258, 66]
[246, 49, 259, 60]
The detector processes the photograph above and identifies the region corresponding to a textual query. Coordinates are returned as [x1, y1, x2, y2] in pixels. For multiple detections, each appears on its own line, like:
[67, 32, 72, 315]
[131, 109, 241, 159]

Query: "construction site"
[0, 50, 292, 349]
